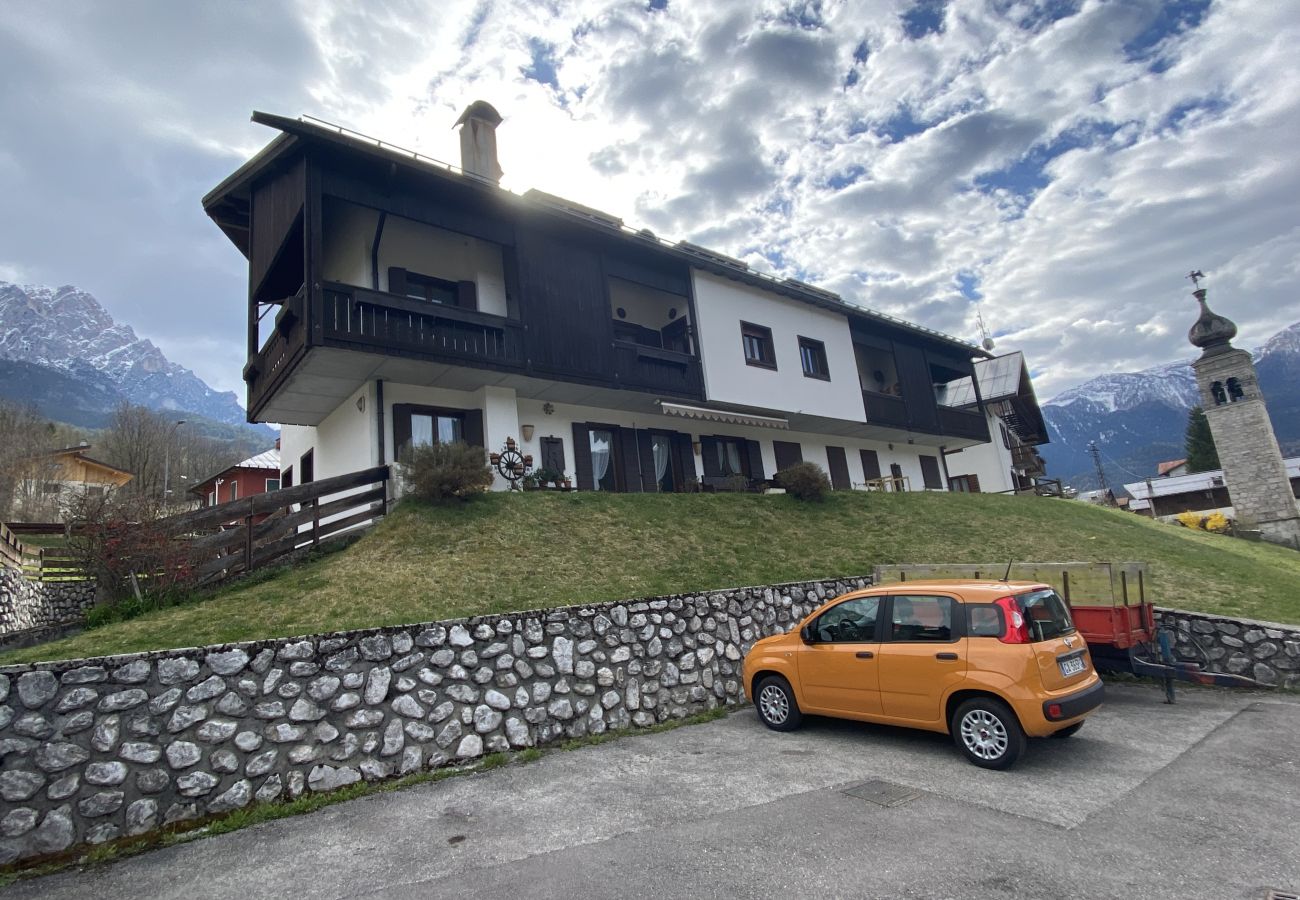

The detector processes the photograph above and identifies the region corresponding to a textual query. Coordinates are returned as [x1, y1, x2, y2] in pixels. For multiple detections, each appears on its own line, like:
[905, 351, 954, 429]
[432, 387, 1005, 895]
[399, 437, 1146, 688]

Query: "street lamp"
[162, 419, 187, 506]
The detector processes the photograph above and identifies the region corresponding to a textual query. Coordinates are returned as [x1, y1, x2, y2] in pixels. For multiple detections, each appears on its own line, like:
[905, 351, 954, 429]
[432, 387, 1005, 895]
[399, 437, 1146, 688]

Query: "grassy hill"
[5, 490, 1299, 665]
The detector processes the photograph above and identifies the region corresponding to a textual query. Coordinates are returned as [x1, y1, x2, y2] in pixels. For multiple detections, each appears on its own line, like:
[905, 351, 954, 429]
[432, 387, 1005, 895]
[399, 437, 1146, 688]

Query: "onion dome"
[1188, 288, 1237, 354]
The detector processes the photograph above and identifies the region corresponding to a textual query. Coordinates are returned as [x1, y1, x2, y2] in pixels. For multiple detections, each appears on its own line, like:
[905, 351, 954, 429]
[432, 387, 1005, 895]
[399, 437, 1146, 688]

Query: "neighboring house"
[940, 352, 1050, 493]
[203, 103, 1001, 496]
[1125, 456, 1300, 520]
[1156, 459, 1189, 478]
[191, 448, 281, 520]
[11, 444, 133, 518]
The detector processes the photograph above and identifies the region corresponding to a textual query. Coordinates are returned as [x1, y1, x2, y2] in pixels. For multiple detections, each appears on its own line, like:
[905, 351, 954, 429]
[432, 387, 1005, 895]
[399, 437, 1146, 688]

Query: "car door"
[876, 594, 967, 724]
[795, 595, 883, 716]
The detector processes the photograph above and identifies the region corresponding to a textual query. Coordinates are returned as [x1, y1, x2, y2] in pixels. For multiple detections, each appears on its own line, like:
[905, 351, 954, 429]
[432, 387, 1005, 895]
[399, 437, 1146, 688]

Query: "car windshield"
[1015, 589, 1075, 642]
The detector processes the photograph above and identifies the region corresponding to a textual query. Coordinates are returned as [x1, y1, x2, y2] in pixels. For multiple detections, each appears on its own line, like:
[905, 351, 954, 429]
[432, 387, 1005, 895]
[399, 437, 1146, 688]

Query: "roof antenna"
[1002, 558, 1014, 582]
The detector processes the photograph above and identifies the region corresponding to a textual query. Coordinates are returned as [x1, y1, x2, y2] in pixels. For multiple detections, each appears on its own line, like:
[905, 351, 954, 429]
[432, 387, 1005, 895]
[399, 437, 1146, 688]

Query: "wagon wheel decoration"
[489, 437, 532, 488]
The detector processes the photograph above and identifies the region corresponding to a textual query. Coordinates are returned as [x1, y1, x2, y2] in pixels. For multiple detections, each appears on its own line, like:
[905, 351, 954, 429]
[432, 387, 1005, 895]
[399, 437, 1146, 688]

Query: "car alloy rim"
[759, 684, 789, 724]
[960, 709, 1008, 760]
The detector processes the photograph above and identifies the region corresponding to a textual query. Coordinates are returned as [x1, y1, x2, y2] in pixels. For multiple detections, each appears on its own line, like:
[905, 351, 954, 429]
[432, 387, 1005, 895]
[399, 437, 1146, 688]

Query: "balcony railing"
[613, 340, 703, 398]
[862, 391, 909, 428]
[322, 282, 524, 368]
[937, 406, 990, 441]
[244, 288, 308, 418]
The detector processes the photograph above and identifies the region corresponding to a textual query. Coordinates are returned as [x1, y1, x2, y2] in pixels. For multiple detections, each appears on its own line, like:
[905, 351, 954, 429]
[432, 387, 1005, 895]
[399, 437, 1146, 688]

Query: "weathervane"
[1187, 269, 1206, 289]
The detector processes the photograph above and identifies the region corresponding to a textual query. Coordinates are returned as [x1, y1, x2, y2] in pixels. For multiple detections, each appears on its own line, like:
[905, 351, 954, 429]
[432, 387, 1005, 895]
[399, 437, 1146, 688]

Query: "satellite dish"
[982, 336, 995, 351]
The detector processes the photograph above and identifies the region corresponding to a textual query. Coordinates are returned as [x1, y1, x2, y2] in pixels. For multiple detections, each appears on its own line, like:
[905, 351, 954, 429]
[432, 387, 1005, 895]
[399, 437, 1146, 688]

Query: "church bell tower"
[1186, 273, 1300, 549]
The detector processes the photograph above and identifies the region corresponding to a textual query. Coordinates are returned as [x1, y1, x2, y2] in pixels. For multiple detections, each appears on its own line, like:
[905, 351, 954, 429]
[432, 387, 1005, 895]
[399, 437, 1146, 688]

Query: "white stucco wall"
[321, 200, 377, 287]
[943, 410, 1015, 493]
[690, 270, 865, 421]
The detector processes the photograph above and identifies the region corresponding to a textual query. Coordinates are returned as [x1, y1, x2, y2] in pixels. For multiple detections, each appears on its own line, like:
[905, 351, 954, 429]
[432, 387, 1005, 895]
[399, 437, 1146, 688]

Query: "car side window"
[811, 597, 880, 643]
[888, 595, 955, 642]
[967, 604, 1003, 637]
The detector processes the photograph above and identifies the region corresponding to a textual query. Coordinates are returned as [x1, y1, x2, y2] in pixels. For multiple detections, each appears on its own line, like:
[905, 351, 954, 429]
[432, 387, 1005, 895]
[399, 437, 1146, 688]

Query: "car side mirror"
[800, 624, 813, 644]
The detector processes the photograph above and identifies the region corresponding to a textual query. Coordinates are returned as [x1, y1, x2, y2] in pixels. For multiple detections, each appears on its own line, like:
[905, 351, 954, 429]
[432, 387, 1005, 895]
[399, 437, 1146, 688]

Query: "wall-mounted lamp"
[356, 395, 365, 413]
[521, 424, 535, 441]
[887, 444, 894, 451]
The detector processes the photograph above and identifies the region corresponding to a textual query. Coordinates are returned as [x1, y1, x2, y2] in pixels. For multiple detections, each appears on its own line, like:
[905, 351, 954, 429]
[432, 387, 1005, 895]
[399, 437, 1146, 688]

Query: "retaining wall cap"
[1156, 607, 1300, 633]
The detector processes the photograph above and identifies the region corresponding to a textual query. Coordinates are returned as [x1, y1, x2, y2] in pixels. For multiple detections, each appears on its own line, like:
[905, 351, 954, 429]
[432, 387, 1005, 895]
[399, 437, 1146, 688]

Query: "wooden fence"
[2, 465, 390, 588]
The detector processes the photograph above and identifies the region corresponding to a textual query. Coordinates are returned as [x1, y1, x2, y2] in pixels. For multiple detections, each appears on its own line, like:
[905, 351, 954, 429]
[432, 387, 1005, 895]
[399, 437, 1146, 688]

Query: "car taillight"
[995, 596, 1029, 644]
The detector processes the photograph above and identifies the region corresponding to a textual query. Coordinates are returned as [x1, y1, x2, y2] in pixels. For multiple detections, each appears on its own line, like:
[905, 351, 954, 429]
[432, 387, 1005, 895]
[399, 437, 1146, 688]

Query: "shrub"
[721, 474, 751, 493]
[1203, 511, 1231, 533]
[1175, 511, 1205, 530]
[401, 441, 494, 502]
[777, 462, 831, 501]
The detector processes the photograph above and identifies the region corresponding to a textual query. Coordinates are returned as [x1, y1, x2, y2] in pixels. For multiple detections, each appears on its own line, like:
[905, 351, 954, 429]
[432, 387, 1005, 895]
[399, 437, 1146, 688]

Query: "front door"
[876, 594, 967, 724]
[796, 595, 883, 716]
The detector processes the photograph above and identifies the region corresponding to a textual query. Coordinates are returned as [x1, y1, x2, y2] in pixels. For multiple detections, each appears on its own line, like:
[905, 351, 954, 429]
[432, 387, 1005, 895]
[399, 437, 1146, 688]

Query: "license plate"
[1059, 655, 1085, 677]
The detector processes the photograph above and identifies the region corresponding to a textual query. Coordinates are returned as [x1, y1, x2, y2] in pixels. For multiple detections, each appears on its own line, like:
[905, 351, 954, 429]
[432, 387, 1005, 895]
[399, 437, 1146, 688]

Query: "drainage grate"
[841, 779, 921, 808]
[1265, 891, 1298, 900]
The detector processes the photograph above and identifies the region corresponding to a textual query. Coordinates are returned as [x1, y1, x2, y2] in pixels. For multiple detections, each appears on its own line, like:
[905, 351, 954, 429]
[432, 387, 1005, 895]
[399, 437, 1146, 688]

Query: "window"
[589, 429, 617, 491]
[855, 344, 901, 396]
[394, 404, 482, 456]
[228, 482, 239, 502]
[740, 322, 776, 369]
[281, 466, 293, 489]
[889, 595, 955, 642]
[798, 337, 829, 380]
[810, 597, 880, 643]
[967, 604, 1003, 637]
[715, 438, 746, 477]
[1000, 422, 1012, 449]
[265, 478, 281, 492]
[650, 434, 674, 493]
[1015, 589, 1075, 642]
[208, 491, 217, 507]
[388, 267, 476, 309]
[948, 474, 981, 493]
[1226, 377, 1244, 402]
[299, 450, 314, 485]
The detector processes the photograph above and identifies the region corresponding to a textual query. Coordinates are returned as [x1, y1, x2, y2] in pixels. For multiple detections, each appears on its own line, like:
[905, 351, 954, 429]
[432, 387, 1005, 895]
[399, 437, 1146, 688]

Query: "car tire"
[754, 675, 803, 732]
[951, 697, 1026, 770]
[1050, 722, 1085, 739]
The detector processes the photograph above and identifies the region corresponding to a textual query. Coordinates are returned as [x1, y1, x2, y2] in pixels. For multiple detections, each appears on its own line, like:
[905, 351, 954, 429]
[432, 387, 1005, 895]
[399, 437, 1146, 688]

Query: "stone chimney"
[454, 101, 504, 184]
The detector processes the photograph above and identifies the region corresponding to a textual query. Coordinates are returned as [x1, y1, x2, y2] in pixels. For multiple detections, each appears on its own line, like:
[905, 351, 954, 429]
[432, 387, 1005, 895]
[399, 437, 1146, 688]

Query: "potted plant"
[559, 472, 572, 490]
[535, 466, 561, 488]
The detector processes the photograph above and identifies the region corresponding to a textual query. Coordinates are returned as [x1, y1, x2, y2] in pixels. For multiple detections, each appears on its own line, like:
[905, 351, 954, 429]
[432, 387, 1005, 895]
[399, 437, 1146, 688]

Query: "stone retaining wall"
[0, 576, 865, 867]
[1156, 607, 1300, 688]
[0, 568, 96, 637]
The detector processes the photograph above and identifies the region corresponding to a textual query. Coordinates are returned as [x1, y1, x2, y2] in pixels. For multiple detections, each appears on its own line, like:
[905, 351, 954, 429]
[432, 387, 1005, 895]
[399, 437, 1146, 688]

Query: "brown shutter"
[456, 280, 478, 310]
[393, 404, 413, 454]
[967, 474, 981, 493]
[773, 440, 803, 473]
[860, 449, 881, 480]
[671, 433, 695, 489]
[700, 437, 722, 478]
[572, 423, 594, 490]
[919, 454, 943, 489]
[463, 409, 484, 448]
[618, 427, 641, 493]
[826, 446, 851, 490]
[745, 440, 765, 482]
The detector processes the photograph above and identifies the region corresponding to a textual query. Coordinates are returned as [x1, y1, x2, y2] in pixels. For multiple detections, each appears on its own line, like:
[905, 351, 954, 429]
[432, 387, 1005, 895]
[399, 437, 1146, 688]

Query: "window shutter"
[745, 440, 765, 482]
[860, 449, 881, 481]
[393, 404, 413, 455]
[636, 430, 657, 491]
[456, 280, 478, 310]
[700, 437, 722, 478]
[618, 427, 642, 492]
[388, 267, 408, 296]
[919, 455, 943, 489]
[671, 433, 695, 488]
[281, 466, 293, 489]
[826, 446, 850, 490]
[773, 440, 803, 473]
[572, 423, 594, 491]
[463, 409, 484, 448]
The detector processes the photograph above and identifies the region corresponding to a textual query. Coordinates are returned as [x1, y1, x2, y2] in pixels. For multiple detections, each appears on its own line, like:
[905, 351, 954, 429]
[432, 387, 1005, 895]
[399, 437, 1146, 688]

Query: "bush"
[776, 462, 831, 501]
[401, 441, 494, 502]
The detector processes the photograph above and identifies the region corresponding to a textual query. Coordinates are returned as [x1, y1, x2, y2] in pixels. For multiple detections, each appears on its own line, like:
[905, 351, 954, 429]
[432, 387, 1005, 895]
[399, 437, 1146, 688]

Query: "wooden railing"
[322, 283, 524, 368]
[245, 288, 308, 418]
[612, 340, 703, 398]
[862, 391, 909, 428]
[0, 522, 25, 571]
[936, 406, 990, 441]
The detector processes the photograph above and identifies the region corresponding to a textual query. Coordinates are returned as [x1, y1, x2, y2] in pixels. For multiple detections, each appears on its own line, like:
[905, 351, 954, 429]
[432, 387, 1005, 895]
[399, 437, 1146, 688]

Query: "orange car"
[742, 580, 1104, 769]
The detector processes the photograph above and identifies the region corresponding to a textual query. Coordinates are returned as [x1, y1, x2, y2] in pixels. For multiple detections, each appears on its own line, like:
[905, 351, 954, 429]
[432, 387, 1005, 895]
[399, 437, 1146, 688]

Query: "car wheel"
[754, 675, 803, 732]
[1050, 721, 1085, 739]
[952, 697, 1026, 770]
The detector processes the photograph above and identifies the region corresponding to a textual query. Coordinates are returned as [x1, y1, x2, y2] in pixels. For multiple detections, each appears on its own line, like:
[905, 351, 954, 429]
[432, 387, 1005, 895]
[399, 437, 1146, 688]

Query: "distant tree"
[0, 400, 89, 520]
[1184, 406, 1220, 473]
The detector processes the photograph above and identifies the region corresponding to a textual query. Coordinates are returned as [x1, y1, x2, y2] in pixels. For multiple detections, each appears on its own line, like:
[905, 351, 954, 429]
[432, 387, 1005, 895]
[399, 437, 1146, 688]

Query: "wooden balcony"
[244, 289, 308, 420]
[862, 391, 909, 428]
[322, 282, 525, 369]
[937, 406, 990, 441]
[612, 340, 704, 398]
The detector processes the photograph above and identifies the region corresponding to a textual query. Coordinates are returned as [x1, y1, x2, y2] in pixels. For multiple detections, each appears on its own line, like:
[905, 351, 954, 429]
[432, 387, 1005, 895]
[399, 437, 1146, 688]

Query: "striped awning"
[658, 401, 789, 430]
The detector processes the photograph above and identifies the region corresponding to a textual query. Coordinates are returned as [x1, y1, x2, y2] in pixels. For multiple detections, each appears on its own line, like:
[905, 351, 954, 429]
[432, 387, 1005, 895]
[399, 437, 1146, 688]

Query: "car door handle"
[935, 652, 959, 660]
[855, 651, 874, 659]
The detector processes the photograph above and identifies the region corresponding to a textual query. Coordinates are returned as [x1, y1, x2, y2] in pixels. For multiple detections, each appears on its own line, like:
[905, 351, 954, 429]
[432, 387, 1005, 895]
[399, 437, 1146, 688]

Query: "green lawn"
[5, 490, 1299, 665]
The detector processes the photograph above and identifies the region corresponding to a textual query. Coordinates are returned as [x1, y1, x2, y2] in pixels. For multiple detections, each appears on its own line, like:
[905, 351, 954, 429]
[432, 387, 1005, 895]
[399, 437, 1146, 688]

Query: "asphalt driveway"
[6, 681, 1298, 900]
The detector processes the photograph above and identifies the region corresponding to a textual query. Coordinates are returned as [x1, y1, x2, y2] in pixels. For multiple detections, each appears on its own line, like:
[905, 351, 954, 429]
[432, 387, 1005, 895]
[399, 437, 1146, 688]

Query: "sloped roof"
[1124, 458, 1299, 501]
[944, 352, 1048, 445]
[1156, 459, 1188, 477]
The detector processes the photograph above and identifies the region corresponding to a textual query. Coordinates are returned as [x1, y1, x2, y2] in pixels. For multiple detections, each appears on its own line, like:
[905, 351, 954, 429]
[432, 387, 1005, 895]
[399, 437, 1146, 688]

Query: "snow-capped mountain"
[1039, 320, 1300, 490]
[0, 281, 262, 432]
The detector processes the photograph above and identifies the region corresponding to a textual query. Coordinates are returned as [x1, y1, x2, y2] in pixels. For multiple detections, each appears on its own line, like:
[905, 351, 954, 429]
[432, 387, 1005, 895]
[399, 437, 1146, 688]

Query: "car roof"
[848, 580, 1052, 602]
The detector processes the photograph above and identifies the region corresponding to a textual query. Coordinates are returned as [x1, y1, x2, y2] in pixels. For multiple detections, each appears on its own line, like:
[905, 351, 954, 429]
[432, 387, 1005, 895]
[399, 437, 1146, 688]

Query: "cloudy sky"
[2, 0, 1298, 404]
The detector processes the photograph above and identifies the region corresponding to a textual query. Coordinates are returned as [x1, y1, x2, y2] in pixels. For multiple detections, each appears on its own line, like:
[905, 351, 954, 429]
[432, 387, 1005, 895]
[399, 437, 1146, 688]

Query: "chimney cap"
[455, 101, 503, 129]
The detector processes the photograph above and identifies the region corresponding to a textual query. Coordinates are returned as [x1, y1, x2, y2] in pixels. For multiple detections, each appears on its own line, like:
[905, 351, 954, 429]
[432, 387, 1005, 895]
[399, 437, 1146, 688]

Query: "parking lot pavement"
[7, 681, 1299, 900]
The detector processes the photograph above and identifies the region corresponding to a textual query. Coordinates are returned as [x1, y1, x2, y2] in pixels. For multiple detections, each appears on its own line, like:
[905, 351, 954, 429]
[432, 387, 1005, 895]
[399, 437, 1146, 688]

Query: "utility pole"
[1087, 441, 1112, 505]
[162, 419, 187, 509]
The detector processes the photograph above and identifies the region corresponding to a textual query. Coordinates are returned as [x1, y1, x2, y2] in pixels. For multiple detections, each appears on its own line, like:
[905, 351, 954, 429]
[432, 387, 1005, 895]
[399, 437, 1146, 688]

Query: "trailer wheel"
[1050, 722, 1085, 739]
